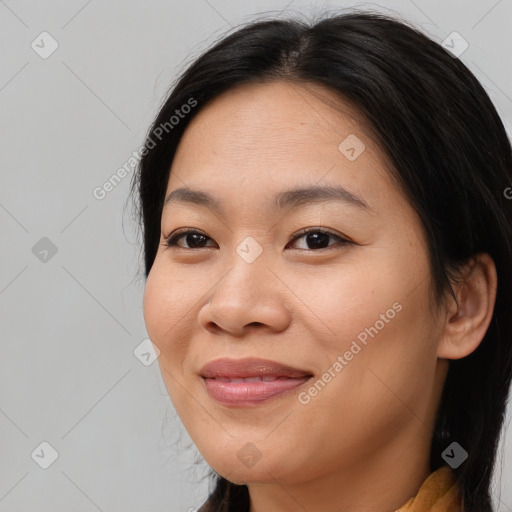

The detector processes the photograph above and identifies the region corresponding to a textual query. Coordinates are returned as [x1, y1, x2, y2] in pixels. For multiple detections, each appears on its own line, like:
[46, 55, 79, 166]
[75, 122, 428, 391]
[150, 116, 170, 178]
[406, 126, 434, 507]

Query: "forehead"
[174, 80, 369, 161]
[166, 80, 403, 215]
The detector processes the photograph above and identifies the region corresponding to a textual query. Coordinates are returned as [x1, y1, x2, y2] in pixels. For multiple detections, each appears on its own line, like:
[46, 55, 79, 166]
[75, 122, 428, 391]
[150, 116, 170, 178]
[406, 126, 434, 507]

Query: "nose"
[197, 256, 292, 337]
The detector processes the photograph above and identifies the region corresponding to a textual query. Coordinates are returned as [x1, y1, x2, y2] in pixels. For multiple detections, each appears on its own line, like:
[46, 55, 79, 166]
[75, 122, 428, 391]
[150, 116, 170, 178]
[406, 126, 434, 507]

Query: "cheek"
[143, 269, 167, 350]
[298, 251, 438, 400]
[286, 259, 403, 358]
[143, 264, 196, 415]
[143, 261, 193, 364]
[287, 294, 437, 474]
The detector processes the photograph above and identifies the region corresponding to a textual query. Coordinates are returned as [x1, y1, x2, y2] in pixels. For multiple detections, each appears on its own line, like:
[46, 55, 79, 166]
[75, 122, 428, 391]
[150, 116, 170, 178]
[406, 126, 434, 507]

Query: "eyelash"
[162, 227, 352, 251]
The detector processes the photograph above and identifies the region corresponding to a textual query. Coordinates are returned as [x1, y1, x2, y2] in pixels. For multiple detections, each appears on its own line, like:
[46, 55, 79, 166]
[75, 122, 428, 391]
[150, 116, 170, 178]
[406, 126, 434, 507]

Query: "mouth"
[199, 357, 314, 406]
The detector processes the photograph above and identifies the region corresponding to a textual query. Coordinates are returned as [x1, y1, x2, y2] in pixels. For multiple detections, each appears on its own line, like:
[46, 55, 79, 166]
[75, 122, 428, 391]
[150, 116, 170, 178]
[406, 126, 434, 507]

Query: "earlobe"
[437, 253, 497, 360]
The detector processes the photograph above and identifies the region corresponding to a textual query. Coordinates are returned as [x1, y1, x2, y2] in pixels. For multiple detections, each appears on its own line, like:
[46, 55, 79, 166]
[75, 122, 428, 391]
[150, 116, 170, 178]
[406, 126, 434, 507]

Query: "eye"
[286, 228, 352, 251]
[162, 229, 216, 249]
[162, 227, 352, 251]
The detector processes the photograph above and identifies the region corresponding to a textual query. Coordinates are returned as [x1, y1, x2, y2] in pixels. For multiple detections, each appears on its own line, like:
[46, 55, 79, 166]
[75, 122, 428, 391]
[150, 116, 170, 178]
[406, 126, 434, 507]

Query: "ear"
[437, 253, 497, 360]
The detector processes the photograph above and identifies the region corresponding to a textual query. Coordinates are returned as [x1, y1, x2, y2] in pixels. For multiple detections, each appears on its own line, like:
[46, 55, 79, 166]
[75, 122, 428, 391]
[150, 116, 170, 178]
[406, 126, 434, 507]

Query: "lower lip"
[202, 377, 312, 406]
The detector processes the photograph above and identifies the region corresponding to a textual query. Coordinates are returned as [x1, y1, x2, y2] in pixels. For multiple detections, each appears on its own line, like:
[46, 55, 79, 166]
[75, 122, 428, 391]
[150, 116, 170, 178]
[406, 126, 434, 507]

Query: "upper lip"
[199, 357, 313, 379]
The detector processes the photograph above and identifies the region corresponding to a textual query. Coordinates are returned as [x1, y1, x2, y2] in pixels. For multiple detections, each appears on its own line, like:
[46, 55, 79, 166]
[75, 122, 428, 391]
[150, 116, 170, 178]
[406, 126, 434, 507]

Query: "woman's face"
[143, 81, 449, 486]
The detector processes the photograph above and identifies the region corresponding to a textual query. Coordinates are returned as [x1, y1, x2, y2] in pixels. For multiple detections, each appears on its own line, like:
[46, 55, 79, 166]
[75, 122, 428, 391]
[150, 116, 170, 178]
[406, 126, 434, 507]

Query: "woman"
[130, 10, 512, 512]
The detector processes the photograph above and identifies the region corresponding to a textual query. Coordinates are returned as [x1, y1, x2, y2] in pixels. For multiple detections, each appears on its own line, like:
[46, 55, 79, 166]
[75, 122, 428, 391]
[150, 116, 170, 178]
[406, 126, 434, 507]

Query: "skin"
[143, 80, 497, 512]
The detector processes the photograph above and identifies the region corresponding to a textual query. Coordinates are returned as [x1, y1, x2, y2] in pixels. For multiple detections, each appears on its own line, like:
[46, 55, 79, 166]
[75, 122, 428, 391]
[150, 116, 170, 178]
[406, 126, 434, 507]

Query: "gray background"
[1, 0, 511, 510]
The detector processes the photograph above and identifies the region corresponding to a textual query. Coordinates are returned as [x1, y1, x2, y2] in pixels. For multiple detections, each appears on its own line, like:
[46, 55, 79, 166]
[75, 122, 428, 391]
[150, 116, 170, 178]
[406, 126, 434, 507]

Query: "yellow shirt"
[395, 465, 462, 512]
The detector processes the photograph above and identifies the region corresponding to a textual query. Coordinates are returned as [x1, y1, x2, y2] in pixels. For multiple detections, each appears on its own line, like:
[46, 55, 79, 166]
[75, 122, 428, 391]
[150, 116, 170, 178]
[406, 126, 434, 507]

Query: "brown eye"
[287, 229, 352, 251]
[163, 230, 216, 249]
[162, 228, 352, 251]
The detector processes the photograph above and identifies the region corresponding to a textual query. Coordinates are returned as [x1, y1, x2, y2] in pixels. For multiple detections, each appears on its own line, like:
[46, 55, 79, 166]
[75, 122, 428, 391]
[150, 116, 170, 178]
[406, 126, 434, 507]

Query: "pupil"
[307, 232, 329, 249]
[187, 233, 206, 248]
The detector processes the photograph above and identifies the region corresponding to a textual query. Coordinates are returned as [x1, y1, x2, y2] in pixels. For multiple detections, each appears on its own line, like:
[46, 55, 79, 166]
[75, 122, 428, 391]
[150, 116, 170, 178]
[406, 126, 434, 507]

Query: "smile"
[202, 376, 312, 406]
[199, 357, 314, 406]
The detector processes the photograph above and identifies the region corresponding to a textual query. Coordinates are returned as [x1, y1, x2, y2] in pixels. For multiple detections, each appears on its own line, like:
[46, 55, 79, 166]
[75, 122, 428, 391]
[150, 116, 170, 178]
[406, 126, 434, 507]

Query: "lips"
[200, 357, 312, 379]
[199, 357, 313, 406]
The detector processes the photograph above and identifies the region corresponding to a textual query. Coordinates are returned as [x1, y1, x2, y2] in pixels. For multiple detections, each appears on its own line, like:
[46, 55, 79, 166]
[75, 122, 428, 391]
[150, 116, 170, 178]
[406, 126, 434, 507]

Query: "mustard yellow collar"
[395, 466, 462, 512]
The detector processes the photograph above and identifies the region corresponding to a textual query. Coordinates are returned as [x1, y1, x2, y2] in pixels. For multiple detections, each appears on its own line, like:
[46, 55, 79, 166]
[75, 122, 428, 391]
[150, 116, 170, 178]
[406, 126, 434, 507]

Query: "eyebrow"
[163, 184, 372, 215]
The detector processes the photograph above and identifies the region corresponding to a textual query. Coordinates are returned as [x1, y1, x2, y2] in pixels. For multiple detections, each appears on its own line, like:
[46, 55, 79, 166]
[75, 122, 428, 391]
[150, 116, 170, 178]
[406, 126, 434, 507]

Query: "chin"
[204, 447, 293, 486]
[215, 467, 274, 486]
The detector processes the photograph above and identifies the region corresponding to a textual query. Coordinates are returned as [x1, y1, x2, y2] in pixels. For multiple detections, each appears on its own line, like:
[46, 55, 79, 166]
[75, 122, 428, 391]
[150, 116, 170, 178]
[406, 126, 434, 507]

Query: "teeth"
[214, 376, 283, 382]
